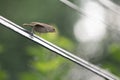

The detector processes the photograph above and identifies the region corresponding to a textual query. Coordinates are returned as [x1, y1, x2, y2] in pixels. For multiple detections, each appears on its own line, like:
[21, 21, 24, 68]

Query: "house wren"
[23, 22, 55, 34]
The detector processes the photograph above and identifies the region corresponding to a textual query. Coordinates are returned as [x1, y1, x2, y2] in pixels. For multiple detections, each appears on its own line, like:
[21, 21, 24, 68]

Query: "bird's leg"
[29, 27, 35, 36]
[31, 27, 35, 34]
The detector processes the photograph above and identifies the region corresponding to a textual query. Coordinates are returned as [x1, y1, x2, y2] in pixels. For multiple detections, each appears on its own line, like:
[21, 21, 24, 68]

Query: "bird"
[23, 22, 55, 34]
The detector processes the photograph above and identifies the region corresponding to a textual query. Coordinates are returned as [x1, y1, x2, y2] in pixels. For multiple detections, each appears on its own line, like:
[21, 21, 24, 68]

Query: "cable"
[0, 15, 118, 80]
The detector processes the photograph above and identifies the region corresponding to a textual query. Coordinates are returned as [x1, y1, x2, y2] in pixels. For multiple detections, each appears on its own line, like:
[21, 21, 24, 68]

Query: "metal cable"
[0, 16, 118, 80]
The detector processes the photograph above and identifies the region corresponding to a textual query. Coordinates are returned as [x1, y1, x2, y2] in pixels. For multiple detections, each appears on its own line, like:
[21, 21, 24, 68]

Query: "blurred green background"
[0, 0, 120, 80]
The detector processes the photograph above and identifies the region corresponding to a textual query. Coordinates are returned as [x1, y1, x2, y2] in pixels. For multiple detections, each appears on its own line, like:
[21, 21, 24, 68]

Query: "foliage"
[0, 25, 74, 80]
[100, 43, 120, 77]
[0, 0, 76, 80]
[24, 32, 74, 80]
[0, 0, 120, 80]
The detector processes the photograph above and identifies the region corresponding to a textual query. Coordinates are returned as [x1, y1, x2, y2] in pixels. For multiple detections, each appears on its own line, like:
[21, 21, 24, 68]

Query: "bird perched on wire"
[23, 22, 55, 34]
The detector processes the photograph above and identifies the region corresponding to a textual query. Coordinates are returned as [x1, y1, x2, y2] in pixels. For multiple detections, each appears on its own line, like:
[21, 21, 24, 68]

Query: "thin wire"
[0, 16, 118, 80]
[59, 0, 120, 28]
[59, 0, 120, 80]
[97, 0, 120, 15]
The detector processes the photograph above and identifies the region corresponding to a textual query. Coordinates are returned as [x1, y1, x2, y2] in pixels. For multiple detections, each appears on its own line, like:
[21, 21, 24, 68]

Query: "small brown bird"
[23, 22, 55, 34]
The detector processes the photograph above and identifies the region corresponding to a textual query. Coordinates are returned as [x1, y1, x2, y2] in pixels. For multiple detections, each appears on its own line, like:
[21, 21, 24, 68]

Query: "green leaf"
[33, 57, 64, 73]
[108, 44, 120, 61]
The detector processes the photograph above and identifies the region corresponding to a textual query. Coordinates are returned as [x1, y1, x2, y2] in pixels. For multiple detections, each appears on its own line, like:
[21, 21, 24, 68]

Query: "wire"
[59, 0, 120, 28]
[0, 15, 118, 80]
[59, 0, 120, 80]
[97, 0, 120, 15]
